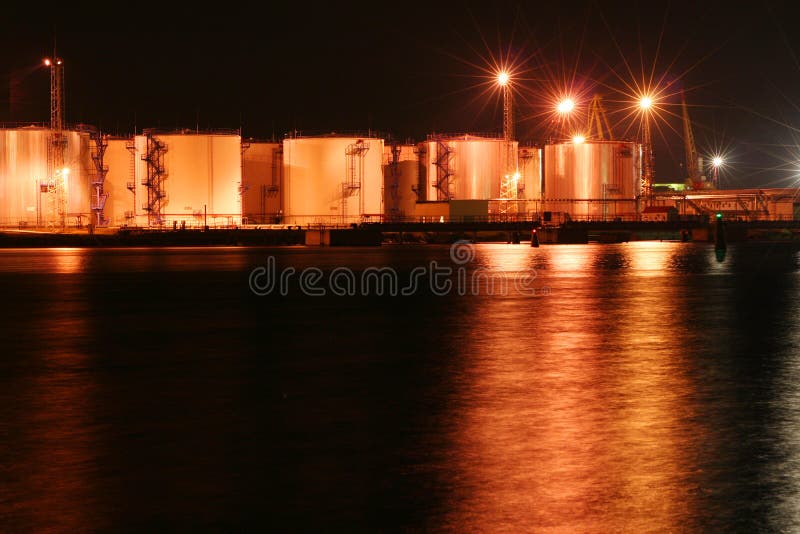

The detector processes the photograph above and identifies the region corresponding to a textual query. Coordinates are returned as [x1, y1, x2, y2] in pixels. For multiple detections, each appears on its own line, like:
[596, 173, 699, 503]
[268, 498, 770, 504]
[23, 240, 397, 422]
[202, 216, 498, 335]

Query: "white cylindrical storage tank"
[383, 144, 418, 221]
[282, 135, 384, 225]
[0, 127, 91, 227]
[419, 135, 515, 201]
[131, 130, 242, 227]
[543, 140, 640, 220]
[104, 137, 136, 227]
[242, 141, 282, 224]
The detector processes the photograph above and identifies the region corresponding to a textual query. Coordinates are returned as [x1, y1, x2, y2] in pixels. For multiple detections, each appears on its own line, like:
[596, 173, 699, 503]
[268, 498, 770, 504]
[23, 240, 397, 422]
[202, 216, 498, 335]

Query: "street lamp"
[497, 71, 510, 87]
[496, 71, 513, 141]
[639, 95, 655, 198]
[557, 98, 575, 114]
[712, 156, 723, 188]
[497, 70, 516, 210]
[555, 97, 576, 142]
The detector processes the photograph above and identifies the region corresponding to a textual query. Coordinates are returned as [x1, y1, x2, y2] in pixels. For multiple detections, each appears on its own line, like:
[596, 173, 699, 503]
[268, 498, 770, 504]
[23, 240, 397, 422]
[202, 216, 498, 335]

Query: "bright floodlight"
[640, 96, 653, 110]
[572, 135, 586, 144]
[61, 167, 70, 176]
[557, 98, 575, 114]
[497, 71, 510, 86]
[44, 58, 51, 66]
[712, 156, 723, 167]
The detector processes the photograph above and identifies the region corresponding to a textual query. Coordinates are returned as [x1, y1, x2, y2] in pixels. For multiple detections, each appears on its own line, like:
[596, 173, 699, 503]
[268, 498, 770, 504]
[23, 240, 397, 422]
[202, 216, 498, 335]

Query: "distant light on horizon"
[572, 135, 585, 144]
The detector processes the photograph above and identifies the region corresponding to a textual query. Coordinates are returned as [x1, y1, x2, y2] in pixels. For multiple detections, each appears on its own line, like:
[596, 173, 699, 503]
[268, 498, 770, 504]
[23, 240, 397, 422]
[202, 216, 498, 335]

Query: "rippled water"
[1, 242, 800, 530]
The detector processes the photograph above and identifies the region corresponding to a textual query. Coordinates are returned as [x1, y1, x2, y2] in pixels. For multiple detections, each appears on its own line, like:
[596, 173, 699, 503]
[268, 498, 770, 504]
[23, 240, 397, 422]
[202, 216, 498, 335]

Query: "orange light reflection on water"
[6, 251, 100, 531]
[437, 243, 704, 531]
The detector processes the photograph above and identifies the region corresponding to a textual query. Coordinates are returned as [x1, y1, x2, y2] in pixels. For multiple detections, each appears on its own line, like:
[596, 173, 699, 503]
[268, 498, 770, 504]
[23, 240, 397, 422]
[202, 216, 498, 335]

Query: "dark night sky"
[3, 1, 800, 187]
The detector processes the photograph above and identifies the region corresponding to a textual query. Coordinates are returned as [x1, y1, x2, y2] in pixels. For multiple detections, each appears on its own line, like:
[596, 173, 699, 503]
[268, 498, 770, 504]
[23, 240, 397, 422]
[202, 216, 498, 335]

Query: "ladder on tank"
[342, 140, 369, 223]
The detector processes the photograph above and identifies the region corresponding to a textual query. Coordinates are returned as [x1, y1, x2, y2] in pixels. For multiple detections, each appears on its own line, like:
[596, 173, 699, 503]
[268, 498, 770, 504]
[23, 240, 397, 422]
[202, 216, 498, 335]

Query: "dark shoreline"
[2, 221, 800, 248]
[0, 229, 306, 248]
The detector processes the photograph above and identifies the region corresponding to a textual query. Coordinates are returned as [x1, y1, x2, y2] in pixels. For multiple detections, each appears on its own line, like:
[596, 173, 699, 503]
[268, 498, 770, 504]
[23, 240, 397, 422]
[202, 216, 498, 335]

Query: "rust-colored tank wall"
[382, 144, 418, 220]
[242, 142, 282, 224]
[543, 141, 640, 219]
[104, 138, 135, 226]
[283, 137, 384, 225]
[420, 137, 515, 200]
[0, 128, 91, 226]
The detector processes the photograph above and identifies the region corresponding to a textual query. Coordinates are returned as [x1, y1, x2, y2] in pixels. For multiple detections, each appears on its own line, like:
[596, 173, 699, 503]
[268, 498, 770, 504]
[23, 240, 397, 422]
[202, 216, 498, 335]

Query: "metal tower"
[342, 140, 369, 221]
[499, 74, 518, 215]
[45, 56, 67, 229]
[502, 80, 514, 143]
[586, 95, 613, 140]
[141, 131, 168, 226]
[641, 113, 655, 200]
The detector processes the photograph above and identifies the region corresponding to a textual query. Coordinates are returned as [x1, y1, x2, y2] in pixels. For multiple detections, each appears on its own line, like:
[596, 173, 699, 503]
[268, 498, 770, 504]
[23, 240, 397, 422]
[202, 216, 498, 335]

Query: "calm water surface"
[1, 242, 800, 531]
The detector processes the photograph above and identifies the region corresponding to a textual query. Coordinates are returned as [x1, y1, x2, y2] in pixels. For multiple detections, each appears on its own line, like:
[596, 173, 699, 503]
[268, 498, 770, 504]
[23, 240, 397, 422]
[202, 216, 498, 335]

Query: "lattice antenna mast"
[45, 53, 67, 228]
[502, 81, 513, 144]
[640, 96, 655, 199]
[498, 71, 518, 214]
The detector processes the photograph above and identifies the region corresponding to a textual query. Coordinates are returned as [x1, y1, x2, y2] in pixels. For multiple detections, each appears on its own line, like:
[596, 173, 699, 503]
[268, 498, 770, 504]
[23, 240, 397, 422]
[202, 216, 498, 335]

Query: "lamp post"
[497, 71, 512, 142]
[497, 71, 517, 216]
[556, 98, 575, 141]
[712, 156, 723, 189]
[639, 95, 655, 199]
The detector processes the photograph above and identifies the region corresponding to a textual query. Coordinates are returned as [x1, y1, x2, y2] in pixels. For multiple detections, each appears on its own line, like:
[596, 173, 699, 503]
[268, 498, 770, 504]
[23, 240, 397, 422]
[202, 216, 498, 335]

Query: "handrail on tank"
[0, 122, 50, 129]
[140, 127, 241, 136]
[284, 129, 386, 139]
[426, 132, 504, 141]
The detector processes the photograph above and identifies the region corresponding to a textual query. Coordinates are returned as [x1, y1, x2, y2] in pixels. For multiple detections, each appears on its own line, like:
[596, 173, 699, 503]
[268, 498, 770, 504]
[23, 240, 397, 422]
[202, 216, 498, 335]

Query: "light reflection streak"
[471, 243, 535, 273]
[546, 244, 592, 276]
[626, 241, 673, 275]
[767, 295, 800, 529]
[8, 264, 99, 530]
[50, 248, 87, 274]
[437, 243, 703, 530]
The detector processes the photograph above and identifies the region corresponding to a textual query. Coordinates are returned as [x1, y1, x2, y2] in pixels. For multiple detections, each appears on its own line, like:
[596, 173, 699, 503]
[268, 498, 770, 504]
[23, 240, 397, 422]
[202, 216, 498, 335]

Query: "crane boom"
[682, 91, 701, 185]
[586, 95, 613, 140]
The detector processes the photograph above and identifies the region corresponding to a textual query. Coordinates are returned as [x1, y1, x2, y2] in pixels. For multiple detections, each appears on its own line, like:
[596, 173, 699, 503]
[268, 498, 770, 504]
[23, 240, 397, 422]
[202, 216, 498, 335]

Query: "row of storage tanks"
[0, 127, 642, 226]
